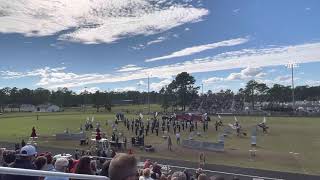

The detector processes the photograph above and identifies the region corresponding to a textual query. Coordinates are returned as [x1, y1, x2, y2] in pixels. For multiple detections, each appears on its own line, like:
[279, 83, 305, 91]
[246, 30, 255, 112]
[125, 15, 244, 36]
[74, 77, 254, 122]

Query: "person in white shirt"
[139, 168, 153, 180]
[176, 133, 181, 145]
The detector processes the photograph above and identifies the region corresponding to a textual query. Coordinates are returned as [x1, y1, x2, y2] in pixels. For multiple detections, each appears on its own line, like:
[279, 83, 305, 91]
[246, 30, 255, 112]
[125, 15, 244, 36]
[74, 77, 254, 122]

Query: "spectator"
[183, 169, 192, 180]
[34, 156, 47, 170]
[198, 174, 208, 180]
[110, 149, 116, 158]
[21, 139, 26, 147]
[67, 159, 74, 173]
[74, 156, 93, 178]
[109, 153, 138, 180]
[69, 160, 79, 173]
[90, 160, 99, 175]
[2, 145, 38, 180]
[44, 157, 69, 180]
[139, 168, 153, 180]
[42, 153, 54, 171]
[195, 168, 204, 179]
[152, 162, 162, 178]
[171, 171, 186, 180]
[74, 150, 80, 160]
[99, 160, 111, 177]
[2, 150, 16, 167]
[0, 148, 3, 167]
[143, 159, 152, 169]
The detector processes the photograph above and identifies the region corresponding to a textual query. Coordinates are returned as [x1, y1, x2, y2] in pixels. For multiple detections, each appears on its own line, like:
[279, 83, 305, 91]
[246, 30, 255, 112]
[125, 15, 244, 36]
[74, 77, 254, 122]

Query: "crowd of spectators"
[0, 145, 234, 180]
[190, 92, 244, 114]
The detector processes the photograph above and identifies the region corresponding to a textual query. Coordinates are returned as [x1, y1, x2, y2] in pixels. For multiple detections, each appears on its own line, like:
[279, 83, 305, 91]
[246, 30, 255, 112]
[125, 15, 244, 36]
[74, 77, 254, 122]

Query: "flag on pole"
[139, 113, 143, 119]
[203, 113, 208, 121]
[234, 116, 238, 122]
[263, 117, 266, 123]
[218, 114, 221, 119]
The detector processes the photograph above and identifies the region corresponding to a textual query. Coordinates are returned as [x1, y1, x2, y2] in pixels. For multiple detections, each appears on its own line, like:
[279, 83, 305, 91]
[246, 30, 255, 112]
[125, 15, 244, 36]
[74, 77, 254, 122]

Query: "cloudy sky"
[0, 0, 320, 93]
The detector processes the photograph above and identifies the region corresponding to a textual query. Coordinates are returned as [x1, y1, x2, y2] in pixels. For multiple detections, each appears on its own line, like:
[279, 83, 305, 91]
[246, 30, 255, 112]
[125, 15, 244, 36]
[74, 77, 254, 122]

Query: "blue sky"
[0, 0, 320, 93]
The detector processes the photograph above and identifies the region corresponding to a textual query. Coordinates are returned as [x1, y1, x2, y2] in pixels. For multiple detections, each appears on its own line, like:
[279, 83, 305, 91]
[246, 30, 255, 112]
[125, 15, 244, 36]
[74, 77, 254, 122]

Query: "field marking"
[159, 163, 285, 180]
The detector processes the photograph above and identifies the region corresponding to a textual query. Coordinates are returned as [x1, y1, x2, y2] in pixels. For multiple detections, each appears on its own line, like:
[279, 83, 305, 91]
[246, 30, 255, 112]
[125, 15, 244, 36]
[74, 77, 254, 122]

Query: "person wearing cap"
[44, 157, 69, 180]
[108, 153, 138, 180]
[2, 145, 38, 180]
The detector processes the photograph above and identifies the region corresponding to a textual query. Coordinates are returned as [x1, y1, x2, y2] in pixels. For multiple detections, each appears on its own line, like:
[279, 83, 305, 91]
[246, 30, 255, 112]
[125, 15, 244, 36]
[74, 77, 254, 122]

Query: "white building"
[36, 104, 60, 112]
[20, 104, 36, 112]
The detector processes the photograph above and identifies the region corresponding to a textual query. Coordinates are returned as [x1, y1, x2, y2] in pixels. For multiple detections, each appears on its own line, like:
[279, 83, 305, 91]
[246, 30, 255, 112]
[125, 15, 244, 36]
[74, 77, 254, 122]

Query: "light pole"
[147, 75, 150, 114]
[286, 63, 298, 113]
[83, 87, 87, 112]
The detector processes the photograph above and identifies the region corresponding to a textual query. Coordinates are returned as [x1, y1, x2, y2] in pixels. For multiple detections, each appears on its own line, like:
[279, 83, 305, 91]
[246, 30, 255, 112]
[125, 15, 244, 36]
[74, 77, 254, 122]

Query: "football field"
[0, 110, 319, 175]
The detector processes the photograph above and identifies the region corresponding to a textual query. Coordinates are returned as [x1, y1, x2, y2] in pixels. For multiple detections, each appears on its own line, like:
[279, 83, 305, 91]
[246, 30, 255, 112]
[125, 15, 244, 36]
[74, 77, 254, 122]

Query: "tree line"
[0, 87, 161, 112]
[1, 72, 320, 113]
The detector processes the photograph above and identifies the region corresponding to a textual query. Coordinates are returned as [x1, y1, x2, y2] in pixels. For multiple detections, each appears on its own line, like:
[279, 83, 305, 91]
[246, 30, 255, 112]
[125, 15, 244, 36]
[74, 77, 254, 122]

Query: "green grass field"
[0, 108, 319, 175]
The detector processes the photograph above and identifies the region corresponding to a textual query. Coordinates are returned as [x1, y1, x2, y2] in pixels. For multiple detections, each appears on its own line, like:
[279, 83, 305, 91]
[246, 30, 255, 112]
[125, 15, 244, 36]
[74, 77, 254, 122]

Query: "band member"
[199, 152, 206, 168]
[31, 126, 37, 138]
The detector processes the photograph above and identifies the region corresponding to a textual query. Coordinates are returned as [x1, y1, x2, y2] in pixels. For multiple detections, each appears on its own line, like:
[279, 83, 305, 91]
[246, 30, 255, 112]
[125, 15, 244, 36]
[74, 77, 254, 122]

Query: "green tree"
[167, 72, 199, 111]
[0, 87, 10, 112]
[244, 80, 269, 109]
[267, 84, 291, 103]
[159, 87, 170, 112]
[93, 91, 105, 112]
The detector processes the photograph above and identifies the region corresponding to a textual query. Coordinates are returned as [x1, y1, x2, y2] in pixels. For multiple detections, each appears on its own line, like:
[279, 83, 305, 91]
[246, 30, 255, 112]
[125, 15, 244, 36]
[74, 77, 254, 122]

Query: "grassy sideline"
[0, 106, 319, 175]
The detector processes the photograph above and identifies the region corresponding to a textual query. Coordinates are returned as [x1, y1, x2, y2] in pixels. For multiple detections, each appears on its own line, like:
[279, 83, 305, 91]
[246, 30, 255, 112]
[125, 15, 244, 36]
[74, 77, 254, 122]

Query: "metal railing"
[0, 167, 108, 180]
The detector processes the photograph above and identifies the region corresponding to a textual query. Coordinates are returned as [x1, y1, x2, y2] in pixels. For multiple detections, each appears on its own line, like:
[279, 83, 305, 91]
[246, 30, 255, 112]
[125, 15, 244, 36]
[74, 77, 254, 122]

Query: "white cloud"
[50, 42, 65, 50]
[147, 36, 167, 46]
[2, 41, 320, 89]
[274, 75, 291, 82]
[132, 36, 167, 50]
[150, 78, 173, 91]
[0, 0, 208, 44]
[184, 27, 190, 31]
[233, 9, 240, 13]
[117, 64, 143, 72]
[145, 37, 249, 62]
[131, 44, 146, 50]
[78, 87, 101, 94]
[256, 75, 300, 87]
[226, 67, 264, 81]
[137, 80, 146, 86]
[268, 69, 276, 73]
[114, 86, 137, 92]
[305, 7, 311, 11]
[172, 34, 179, 38]
[202, 67, 265, 84]
[202, 77, 224, 84]
[305, 80, 320, 86]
